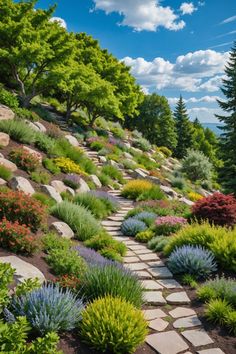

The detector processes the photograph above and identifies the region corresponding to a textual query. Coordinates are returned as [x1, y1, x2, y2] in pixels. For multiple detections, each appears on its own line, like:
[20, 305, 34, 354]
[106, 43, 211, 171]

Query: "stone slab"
[139, 253, 160, 261]
[144, 291, 166, 305]
[142, 280, 163, 290]
[143, 309, 166, 321]
[146, 331, 189, 354]
[147, 260, 165, 267]
[149, 318, 169, 331]
[166, 292, 190, 304]
[0, 256, 45, 284]
[125, 262, 148, 271]
[128, 245, 148, 251]
[158, 279, 182, 289]
[124, 256, 140, 263]
[148, 267, 173, 279]
[134, 270, 152, 279]
[173, 315, 201, 329]
[182, 329, 214, 347]
[134, 249, 153, 255]
[197, 349, 225, 354]
[169, 307, 196, 319]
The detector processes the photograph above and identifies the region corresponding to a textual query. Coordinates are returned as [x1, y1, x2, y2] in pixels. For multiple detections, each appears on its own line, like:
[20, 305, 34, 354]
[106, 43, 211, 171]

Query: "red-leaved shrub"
[0, 218, 38, 254]
[54, 274, 81, 292]
[9, 147, 41, 172]
[0, 190, 47, 232]
[192, 192, 236, 227]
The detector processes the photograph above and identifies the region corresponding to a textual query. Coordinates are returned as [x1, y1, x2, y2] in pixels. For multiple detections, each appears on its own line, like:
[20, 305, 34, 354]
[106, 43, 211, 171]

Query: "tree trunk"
[65, 106, 72, 121]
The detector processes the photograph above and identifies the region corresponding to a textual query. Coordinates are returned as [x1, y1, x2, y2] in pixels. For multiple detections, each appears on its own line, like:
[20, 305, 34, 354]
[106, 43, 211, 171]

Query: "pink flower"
[155, 216, 187, 226]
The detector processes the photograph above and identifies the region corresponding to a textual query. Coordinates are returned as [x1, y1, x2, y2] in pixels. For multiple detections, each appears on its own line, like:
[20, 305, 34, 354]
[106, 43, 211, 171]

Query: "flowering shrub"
[81, 296, 147, 354]
[154, 216, 187, 235]
[192, 192, 236, 227]
[63, 173, 81, 189]
[121, 180, 155, 200]
[0, 190, 46, 232]
[188, 191, 203, 202]
[168, 245, 217, 279]
[9, 147, 41, 172]
[0, 218, 38, 254]
[54, 157, 86, 175]
[89, 190, 119, 212]
[75, 246, 114, 266]
[54, 274, 82, 292]
[10, 284, 84, 334]
[121, 218, 147, 237]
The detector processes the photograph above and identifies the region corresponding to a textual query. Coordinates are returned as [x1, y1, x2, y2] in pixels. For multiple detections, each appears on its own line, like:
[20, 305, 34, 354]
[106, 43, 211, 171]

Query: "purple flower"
[89, 190, 119, 209]
[155, 216, 187, 226]
[75, 246, 113, 266]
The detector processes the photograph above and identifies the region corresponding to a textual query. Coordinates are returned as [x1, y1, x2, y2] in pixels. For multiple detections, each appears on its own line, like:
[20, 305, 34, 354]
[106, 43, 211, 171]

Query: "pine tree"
[174, 95, 194, 158]
[216, 42, 236, 195]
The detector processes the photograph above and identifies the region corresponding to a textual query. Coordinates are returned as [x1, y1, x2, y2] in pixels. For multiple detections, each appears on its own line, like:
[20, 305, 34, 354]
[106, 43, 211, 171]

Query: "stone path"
[101, 188, 225, 354]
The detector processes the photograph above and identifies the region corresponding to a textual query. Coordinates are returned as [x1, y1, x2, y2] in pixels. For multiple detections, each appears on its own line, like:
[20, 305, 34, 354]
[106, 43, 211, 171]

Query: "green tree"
[0, 0, 75, 107]
[174, 95, 194, 158]
[216, 42, 236, 194]
[128, 93, 177, 150]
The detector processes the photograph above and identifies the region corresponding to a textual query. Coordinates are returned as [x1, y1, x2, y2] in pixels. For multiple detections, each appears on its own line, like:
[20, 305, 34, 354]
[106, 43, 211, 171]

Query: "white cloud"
[122, 50, 229, 92]
[50, 17, 67, 29]
[92, 0, 185, 31]
[168, 95, 222, 105]
[187, 107, 224, 123]
[180, 2, 197, 15]
[220, 15, 236, 25]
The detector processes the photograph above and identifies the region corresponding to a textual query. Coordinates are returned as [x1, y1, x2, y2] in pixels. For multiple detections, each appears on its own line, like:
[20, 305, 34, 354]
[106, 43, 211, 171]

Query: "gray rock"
[142, 280, 163, 290]
[0, 104, 14, 120]
[50, 221, 74, 239]
[51, 180, 75, 196]
[27, 121, 41, 132]
[197, 349, 225, 354]
[90, 174, 102, 188]
[148, 267, 173, 279]
[169, 307, 196, 319]
[143, 308, 166, 320]
[182, 329, 214, 346]
[144, 291, 166, 305]
[160, 185, 178, 198]
[34, 121, 47, 133]
[134, 168, 148, 179]
[0, 132, 10, 147]
[0, 157, 17, 172]
[139, 253, 160, 261]
[173, 315, 201, 329]
[166, 292, 190, 304]
[9, 176, 35, 195]
[125, 262, 148, 271]
[0, 178, 7, 186]
[146, 331, 189, 354]
[124, 152, 133, 159]
[149, 318, 169, 331]
[158, 279, 182, 289]
[65, 134, 79, 147]
[76, 178, 90, 193]
[134, 270, 152, 279]
[179, 197, 194, 206]
[99, 156, 107, 163]
[0, 256, 45, 284]
[41, 185, 62, 203]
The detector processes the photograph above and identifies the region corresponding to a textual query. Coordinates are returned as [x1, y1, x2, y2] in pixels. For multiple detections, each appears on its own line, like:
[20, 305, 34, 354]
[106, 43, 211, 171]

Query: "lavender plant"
[63, 173, 81, 190]
[75, 245, 115, 267]
[10, 284, 84, 334]
[89, 190, 119, 211]
[121, 218, 147, 237]
[168, 245, 217, 279]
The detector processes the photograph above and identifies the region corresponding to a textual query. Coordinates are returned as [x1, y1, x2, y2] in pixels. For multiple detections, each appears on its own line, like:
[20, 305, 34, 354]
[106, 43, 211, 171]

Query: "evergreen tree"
[174, 95, 194, 158]
[216, 42, 236, 194]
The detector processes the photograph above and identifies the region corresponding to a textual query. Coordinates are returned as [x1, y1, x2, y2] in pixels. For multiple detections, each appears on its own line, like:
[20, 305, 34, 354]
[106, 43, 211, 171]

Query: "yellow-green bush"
[135, 229, 154, 243]
[188, 191, 203, 202]
[54, 157, 86, 175]
[121, 179, 155, 200]
[80, 295, 147, 353]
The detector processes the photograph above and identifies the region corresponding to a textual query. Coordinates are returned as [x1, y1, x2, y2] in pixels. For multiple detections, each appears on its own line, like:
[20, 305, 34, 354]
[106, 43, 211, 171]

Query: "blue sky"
[35, 0, 236, 122]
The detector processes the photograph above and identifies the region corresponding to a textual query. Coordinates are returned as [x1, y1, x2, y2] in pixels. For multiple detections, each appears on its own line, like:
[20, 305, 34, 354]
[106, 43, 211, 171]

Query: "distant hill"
[202, 123, 224, 136]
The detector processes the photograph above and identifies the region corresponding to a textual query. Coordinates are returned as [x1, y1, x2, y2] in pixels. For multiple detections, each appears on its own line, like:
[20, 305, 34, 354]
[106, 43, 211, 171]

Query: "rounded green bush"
[80, 295, 147, 354]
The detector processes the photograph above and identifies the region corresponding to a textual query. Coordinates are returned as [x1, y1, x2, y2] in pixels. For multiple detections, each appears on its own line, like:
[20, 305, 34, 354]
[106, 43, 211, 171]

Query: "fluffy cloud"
[168, 95, 222, 105]
[92, 0, 185, 31]
[187, 107, 224, 123]
[180, 2, 197, 15]
[50, 17, 67, 29]
[122, 50, 229, 92]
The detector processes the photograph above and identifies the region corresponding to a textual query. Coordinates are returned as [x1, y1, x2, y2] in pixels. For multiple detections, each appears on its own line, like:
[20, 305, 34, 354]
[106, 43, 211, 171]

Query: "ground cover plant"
[121, 179, 164, 201]
[0, 119, 36, 144]
[54, 157, 86, 175]
[0, 165, 12, 181]
[80, 295, 147, 354]
[73, 192, 111, 219]
[101, 164, 124, 184]
[192, 192, 236, 227]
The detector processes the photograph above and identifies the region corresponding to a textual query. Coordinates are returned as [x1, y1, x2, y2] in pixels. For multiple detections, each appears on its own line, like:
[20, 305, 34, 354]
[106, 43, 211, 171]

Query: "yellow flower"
[188, 191, 203, 202]
[54, 157, 87, 175]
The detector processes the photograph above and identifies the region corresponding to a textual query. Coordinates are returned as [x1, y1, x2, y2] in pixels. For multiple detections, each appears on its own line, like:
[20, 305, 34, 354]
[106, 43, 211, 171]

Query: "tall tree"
[0, 0, 75, 107]
[127, 93, 177, 150]
[174, 95, 194, 158]
[216, 42, 236, 194]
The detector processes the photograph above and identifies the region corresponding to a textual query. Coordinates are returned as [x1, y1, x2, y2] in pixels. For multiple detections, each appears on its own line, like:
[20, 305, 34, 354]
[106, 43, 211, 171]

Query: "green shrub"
[0, 263, 14, 312]
[34, 132, 57, 154]
[0, 119, 35, 144]
[47, 248, 87, 277]
[42, 233, 72, 253]
[100, 248, 123, 262]
[225, 310, 236, 335]
[148, 236, 170, 252]
[158, 146, 172, 157]
[171, 176, 186, 190]
[43, 158, 60, 174]
[133, 137, 151, 151]
[80, 264, 144, 308]
[137, 185, 165, 201]
[134, 153, 158, 170]
[122, 180, 155, 200]
[50, 201, 101, 241]
[84, 232, 127, 256]
[80, 296, 147, 354]
[123, 159, 137, 170]
[15, 278, 41, 297]
[182, 149, 213, 182]
[98, 172, 112, 186]
[30, 170, 51, 184]
[0, 165, 12, 181]
[73, 193, 109, 219]
[164, 222, 236, 272]
[135, 229, 154, 243]
[32, 193, 56, 208]
[205, 299, 232, 326]
[0, 86, 19, 109]
[101, 164, 124, 184]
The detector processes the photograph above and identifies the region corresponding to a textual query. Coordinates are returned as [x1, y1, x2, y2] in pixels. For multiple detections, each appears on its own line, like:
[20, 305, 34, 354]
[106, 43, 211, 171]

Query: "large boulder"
[0, 256, 45, 284]
[124, 152, 133, 159]
[23, 146, 42, 163]
[0, 132, 10, 147]
[0, 157, 17, 172]
[65, 134, 79, 147]
[134, 168, 148, 179]
[51, 180, 75, 196]
[9, 176, 35, 195]
[41, 185, 62, 203]
[90, 175, 102, 188]
[160, 185, 178, 199]
[0, 105, 14, 121]
[179, 197, 194, 206]
[99, 156, 107, 163]
[34, 121, 47, 133]
[50, 221, 74, 239]
[76, 178, 90, 193]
